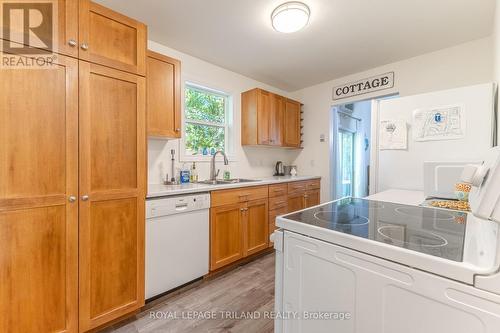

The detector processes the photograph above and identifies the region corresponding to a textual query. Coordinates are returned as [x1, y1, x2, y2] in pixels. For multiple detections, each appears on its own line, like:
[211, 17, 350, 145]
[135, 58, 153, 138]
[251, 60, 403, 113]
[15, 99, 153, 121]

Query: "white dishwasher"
[146, 193, 210, 300]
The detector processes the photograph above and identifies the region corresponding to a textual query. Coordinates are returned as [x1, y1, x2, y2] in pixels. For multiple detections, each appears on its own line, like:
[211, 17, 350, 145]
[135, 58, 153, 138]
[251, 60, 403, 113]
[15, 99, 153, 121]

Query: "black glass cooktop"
[283, 198, 468, 262]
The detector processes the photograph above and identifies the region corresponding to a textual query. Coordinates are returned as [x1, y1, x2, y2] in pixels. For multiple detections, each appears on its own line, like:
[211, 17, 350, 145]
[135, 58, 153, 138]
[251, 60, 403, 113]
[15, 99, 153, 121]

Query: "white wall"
[148, 41, 301, 186]
[291, 37, 494, 202]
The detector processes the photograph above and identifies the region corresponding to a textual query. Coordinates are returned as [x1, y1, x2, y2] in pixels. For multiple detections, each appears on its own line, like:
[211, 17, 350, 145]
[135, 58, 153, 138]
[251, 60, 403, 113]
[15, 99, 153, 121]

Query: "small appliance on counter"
[274, 161, 285, 176]
[284, 165, 297, 176]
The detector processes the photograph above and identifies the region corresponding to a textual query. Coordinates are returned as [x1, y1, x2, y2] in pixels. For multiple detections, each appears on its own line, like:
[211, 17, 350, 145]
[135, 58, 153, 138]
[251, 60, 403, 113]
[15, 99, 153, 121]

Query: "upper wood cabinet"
[284, 99, 302, 147]
[79, 61, 146, 331]
[0, 53, 79, 333]
[79, 0, 147, 75]
[146, 50, 182, 138]
[0, 0, 79, 57]
[241, 88, 302, 148]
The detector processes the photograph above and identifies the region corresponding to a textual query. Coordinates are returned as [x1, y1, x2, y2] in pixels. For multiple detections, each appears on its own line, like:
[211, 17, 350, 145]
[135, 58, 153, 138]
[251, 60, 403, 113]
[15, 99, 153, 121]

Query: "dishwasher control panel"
[146, 193, 210, 218]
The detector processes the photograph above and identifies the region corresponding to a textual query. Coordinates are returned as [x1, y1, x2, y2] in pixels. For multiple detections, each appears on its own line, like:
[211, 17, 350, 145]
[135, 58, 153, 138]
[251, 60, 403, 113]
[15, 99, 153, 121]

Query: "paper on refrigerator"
[412, 105, 465, 141]
[379, 119, 407, 150]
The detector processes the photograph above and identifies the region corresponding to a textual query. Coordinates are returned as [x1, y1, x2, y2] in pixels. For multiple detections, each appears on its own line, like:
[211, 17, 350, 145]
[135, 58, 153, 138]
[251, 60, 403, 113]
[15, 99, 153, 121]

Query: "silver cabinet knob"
[68, 196, 77, 203]
[81, 195, 89, 201]
[68, 39, 77, 47]
[80, 43, 89, 51]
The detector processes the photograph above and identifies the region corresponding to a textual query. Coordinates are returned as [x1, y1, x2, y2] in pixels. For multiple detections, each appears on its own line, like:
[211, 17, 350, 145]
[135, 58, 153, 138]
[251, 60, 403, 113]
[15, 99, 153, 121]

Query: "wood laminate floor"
[104, 253, 275, 333]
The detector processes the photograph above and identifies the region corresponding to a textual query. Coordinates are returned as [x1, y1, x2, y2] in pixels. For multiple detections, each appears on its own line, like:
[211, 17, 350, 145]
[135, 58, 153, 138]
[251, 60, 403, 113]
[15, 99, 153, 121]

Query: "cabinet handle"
[81, 195, 89, 201]
[68, 196, 76, 203]
[68, 39, 77, 47]
[80, 43, 89, 51]
[176, 128, 181, 132]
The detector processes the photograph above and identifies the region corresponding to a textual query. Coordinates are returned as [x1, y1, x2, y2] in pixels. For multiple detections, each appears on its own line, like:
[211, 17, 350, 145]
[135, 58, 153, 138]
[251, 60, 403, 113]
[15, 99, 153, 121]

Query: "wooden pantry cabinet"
[0, 53, 79, 333]
[146, 50, 182, 138]
[0, 1, 147, 332]
[210, 186, 269, 271]
[78, 62, 146, 331]
[241, 88, 302, 148]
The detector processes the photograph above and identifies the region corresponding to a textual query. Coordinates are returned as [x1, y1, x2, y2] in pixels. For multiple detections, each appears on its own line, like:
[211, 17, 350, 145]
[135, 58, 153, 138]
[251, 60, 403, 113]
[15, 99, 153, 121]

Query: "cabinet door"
[0, 0, 79, 57]
[284, 99, 301, 147]
[257, 90, 271, 145]
[288, 192, 305, 213]
[146, 50, 181, 138]
[79, 62, 146, 331]
[0, 54, 78, 333]
[270, 94, 284, 146]
[305, 189, 320, 208]
[243, 198, 269, 256]
[79, 0, 147, 75]
[210, 203, 244, 270]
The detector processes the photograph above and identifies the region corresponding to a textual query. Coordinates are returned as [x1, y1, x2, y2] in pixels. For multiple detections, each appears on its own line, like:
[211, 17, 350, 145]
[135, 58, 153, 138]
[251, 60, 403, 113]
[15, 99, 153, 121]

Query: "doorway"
[331, 101, 372, 199]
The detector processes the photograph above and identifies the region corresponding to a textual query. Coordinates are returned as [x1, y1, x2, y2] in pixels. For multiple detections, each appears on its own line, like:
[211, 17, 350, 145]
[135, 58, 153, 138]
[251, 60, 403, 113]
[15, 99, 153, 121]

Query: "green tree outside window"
[185, 86, 227, 155]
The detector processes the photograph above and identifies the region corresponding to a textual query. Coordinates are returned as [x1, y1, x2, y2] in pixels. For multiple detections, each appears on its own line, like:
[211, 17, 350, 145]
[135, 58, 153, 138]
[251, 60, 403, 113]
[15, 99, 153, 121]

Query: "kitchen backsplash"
[148, 139, 301, 185]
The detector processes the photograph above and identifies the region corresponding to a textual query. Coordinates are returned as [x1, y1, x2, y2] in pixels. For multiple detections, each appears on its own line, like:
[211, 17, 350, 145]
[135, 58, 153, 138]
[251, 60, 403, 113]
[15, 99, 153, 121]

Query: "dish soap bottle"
[180, 163, 190, 184]
[190, 162, 198, 183]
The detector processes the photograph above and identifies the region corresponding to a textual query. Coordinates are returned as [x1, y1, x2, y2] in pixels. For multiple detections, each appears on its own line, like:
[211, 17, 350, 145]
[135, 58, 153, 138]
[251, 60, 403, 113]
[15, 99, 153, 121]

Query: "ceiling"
[95, 0, 495, 92]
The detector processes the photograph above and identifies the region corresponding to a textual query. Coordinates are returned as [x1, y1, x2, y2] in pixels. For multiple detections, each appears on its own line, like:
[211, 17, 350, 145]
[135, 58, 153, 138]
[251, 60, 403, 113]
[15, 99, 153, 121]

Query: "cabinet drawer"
[211, 186, 268, 207]
[269, 196, 288, 211]
[288, 181, 306, 194]
[306, 179, 321, 191]
[269, 183, 288, 198]
[269, 206, 288, 226]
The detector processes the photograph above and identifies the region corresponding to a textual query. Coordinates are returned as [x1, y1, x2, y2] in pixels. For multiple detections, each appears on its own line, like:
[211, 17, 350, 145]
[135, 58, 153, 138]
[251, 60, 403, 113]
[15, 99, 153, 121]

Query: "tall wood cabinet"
[1, 1, 147, 332]
[241, 88, 302, 148]
[78, 62, 146, 331]
[146, 51, 182, 138]
[0, 53, 79, 333]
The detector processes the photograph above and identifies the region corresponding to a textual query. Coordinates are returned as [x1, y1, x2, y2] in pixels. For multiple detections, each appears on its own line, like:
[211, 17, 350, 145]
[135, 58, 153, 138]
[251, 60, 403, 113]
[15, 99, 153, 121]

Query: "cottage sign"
[333, 72, 395, 100]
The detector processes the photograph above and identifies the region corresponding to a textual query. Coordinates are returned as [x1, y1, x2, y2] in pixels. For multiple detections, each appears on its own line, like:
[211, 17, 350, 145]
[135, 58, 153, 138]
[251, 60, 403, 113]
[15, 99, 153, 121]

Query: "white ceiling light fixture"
[271, 1, 310, 33]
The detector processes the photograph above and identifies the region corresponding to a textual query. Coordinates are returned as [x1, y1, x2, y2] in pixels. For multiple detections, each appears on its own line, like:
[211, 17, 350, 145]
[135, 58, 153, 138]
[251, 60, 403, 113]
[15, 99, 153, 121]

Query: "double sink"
[198, 178, 261, 186]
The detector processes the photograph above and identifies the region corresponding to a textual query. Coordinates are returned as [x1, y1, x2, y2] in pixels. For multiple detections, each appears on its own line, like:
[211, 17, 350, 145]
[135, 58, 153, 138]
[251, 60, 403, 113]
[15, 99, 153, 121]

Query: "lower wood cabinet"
[244, 199, 269, 256]
[210, 203, 244, 270]
[305, 189, 321, 207]
[210, 187, 269, 271]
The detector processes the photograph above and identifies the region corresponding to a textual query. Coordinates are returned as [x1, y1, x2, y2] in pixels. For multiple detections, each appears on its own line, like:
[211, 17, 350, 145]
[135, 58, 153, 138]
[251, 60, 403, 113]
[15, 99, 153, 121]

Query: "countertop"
[147, 175, 321, 198]
[365, 189, 426, 206]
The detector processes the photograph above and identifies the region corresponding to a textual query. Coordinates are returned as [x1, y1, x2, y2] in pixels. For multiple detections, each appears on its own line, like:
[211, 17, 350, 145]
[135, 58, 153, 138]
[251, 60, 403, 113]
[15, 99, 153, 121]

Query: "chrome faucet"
[210, 150, 229, 181]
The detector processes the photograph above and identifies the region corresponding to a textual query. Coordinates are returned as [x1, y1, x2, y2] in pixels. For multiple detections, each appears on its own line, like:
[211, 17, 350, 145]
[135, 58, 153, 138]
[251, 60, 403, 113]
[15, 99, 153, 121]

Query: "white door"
[374, 83, 495, 193]
[282, 231, 500, 333]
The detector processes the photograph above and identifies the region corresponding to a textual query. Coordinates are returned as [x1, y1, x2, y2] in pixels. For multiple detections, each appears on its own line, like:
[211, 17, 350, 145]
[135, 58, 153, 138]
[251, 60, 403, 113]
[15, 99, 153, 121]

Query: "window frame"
[180, 81, 234, 162]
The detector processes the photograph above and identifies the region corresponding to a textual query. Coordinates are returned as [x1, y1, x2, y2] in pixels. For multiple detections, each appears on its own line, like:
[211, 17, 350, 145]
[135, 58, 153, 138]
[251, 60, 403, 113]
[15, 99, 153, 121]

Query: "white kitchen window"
[181, 83, 233, 160]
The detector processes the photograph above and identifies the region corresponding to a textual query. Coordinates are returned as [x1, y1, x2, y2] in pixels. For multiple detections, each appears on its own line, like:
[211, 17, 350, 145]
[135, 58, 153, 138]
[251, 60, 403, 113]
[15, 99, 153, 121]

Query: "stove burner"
[377, 226, 448, 248]
[395, 207, 455, 220]
[314, 211, 369, 227]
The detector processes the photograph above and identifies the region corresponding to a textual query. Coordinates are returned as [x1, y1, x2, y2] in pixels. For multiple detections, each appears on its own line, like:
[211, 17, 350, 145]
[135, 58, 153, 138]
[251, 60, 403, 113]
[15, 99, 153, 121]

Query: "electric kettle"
[275, 161, 285, 176]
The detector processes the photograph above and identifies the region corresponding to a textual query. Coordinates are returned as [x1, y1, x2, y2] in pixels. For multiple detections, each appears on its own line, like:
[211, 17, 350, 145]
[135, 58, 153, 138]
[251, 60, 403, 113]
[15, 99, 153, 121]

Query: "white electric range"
[273, 150, 500, 333]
